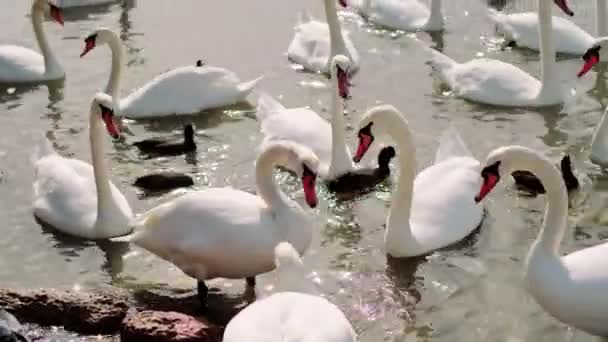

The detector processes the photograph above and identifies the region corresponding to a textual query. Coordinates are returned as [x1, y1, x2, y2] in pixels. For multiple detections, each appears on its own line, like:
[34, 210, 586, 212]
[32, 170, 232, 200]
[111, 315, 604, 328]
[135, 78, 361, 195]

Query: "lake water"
[1, 0, 608, 341]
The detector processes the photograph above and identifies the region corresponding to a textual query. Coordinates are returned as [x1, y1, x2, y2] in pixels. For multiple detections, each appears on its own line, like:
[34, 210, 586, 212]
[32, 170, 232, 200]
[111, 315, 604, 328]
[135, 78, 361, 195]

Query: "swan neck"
[105, 33, 124, 108]
[383, 114, 417, 251]
[538, 0, 557, 91]
[327, 72, 352, 178]
[31, 5, 58, 75]
[426, 0, 444, 27]
[89, 109, 118, 232]
[597, 0, 607, 36]
[255, 148, 291, 210]
[518, 152, 568, 255]
[324, 0, 346, 57]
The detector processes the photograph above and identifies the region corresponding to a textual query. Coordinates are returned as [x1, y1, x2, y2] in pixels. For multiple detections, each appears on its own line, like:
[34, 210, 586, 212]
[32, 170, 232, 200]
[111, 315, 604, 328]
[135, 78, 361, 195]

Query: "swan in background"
[257, 55, 393, 190]
[52, 0, 116, 8]
[590, 107, 608, 166]
[287, 0, 360, 74]
[353, 105, 484, 257]
[475, 145, 608, 337]
[0, 0, 64, 83]
[34, 93, 133, 239]
[80, 28, 262, 119]
[429, 0, 572, 107]
[341, 0, 444, 32]
[223, 242, 357, 342]
[488, 0, 606, 55]
[112, 141, 320, 307]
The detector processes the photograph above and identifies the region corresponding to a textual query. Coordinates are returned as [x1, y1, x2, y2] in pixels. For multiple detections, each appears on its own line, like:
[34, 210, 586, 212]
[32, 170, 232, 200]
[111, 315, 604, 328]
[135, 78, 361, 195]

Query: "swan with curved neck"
[475, 145, 608, 337]
[112, 141, 319, 307]
[341, 0, 444, 32]
[223, 242, 357, 342]
[80, 28, 262, 118]
[353, 105, 483, 257]
[33, 93, 133, 239]
[257, 55, 393, 190]
[287, 0, 360, 74]
[429, 0, 571, 107]
[488, 0, 607, 56]
[0, 0, 64, 82]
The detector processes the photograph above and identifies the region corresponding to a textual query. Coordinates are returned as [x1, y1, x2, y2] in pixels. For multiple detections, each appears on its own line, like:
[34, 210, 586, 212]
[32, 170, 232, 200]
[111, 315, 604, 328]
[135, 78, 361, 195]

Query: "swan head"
[475, 146, 544, 203]
[330, 55, 352, 99]
[91, 93, 121, 139]
[353, 105, 403, 163]
[578, 42, 604, 78]
[553, 0, 573, 17]
[35, 0, 63, 26]
[80, 28, 115, 58]
[263, 141, 320, 208]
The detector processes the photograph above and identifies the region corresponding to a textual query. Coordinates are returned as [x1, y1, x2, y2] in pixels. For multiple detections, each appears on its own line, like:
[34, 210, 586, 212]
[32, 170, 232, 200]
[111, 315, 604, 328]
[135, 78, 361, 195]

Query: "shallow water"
[1, 0, 608, 340]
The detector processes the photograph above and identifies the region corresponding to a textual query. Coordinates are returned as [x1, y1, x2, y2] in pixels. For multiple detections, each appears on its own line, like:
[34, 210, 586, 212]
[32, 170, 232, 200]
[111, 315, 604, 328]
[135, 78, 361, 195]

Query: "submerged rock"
[0, 289, 128, 335]
[121, 310, 221, 342]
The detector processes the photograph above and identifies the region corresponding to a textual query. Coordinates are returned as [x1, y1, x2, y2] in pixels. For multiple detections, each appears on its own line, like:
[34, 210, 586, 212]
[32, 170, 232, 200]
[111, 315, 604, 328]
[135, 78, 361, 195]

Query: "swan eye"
[302, 164, 316, 178]
[99, 104, 114, 117]
[481, 161, 501, 179]
[81, 34, 98, 57]
[358, 122, 373, 138]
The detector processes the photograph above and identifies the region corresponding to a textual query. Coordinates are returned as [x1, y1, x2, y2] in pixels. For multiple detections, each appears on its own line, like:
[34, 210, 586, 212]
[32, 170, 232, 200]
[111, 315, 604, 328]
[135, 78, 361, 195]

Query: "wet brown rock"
[120, 310, 221, 342]
[0, 288, 128, 335]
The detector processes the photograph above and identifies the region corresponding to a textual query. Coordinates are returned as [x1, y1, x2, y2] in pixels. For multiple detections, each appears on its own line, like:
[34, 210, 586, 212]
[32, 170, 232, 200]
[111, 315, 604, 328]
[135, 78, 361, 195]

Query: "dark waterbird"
[134, 172, 194, 192]
[328, 146, 396, 194]
[511, 154, 579, 195]
[133, 124, 196, 156]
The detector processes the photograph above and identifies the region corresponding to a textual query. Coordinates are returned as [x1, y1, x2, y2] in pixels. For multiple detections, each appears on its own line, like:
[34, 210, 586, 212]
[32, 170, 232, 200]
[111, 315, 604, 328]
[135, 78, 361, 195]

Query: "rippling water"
[1, 0, 608, 340]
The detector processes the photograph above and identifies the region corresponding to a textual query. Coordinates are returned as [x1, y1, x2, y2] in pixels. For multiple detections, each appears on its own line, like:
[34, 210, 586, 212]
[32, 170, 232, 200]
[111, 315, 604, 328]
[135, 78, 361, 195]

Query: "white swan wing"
[126, 188, 293, 280]
[362, 0, 430, 30]
[409, 156, 483, 251]
[490, 11, 595, 54]
[434, 126, 473, 164]
[0, 45, 45, 82]
[121, 66, 260, 118]
[256, 96, 333, 174]
[223, 292, 356, 342]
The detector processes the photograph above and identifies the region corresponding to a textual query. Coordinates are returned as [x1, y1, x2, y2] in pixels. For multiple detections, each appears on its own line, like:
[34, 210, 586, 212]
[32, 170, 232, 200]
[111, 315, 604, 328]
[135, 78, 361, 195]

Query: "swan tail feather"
[237, 76, 263, 96]
[434, 126, 472, 163]
[255, 92, 287, 121]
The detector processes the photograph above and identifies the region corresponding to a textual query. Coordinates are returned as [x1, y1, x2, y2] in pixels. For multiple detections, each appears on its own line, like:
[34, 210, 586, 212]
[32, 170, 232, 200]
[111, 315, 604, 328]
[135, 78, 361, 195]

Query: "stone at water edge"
[120, 310, 221, 342]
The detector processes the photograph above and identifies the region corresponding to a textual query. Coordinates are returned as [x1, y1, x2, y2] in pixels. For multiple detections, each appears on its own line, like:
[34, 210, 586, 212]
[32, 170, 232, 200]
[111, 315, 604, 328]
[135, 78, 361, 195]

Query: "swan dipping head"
[91, 93, 121, 139]
[36, 0, 63, 26]
[330, 55, 352, 99]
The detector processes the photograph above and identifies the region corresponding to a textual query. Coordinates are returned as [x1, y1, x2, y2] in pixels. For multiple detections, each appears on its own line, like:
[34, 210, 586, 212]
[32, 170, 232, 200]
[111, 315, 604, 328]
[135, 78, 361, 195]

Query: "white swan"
[112, 141, 320, 306]
[590, 107, 608, 166]
[342, 0, 444, 32]
[223, 242, 357, 342]
[488, 0, 606, 55]
[429, 0, 571, 107]
[353, 105, 484, 257]
[0, 0, 64, 83]
[34, 93, 133, 239]
[80, 28, 262, 119]
[52, 0, 116, 8]
[475, 145, 608, 337]
[287, 0, 360, 74]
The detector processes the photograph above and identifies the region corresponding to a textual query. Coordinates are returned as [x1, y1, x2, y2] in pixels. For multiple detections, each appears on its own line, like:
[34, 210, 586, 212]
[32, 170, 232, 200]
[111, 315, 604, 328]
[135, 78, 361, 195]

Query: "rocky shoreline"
[0, 287, 253, 341]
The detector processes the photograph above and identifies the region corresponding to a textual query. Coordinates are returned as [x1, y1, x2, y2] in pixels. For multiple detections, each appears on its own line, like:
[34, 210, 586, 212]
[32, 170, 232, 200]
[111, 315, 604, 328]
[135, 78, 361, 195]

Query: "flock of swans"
[5, 0, 608, 340]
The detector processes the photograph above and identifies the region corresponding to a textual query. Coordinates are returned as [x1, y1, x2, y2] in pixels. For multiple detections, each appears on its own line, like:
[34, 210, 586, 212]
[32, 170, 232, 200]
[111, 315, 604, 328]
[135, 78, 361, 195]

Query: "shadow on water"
[35, 216, 131, 280]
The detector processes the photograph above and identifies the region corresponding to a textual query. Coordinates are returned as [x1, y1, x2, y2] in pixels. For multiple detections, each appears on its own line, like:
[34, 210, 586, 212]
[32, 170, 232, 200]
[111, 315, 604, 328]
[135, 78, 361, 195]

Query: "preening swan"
[223, 242, 357, 342]
[429, 0, 572, 107]
[341, 0, 444, 32]
[475, 146, 608, 337]
[257, 55, 392, 191]
[33, 93, 133, 239]
[353, 105, 484, 257]
[0, 0, 64, 83]
[287, 0, 360, 74]
[488, 0, 606, 55]
[80, 28, 262, 118]
[112, 141, 320, 307]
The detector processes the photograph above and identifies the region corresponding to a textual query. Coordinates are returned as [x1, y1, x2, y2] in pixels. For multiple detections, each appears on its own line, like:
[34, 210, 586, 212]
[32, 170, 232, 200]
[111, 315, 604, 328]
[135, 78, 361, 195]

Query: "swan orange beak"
[554, 0, 574, 16]
[49, 4, 64, 26]
[302, 167, 318, 208]
[337, 66, 351, 99]
[100, 105, 120, 139]
[475, 173, 499, 203]
[354, 133, 373, 163]
[81, 40, 96, 58]
[578, 46, 601, 77]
